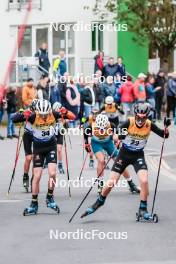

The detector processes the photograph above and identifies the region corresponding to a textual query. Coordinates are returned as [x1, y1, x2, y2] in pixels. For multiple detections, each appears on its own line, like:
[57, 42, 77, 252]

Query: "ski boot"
[46, 195, 60, 213]
[98, 179, 104, 194]
[89, 159, 94, 168]
[58, 162, 65, 174]
[128, 180, 140, 194]
[23, 201, 38, 216]
[23, 174, 29, 192]
[81, 195, 106, 218]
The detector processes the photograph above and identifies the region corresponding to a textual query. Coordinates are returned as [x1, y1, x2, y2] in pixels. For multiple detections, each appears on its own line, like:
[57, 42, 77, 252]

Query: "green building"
[118, 31, 149, 79]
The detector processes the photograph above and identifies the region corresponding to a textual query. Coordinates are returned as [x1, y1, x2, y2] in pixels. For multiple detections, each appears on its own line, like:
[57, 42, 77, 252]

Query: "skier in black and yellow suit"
[13, 99, 75, 216]
[100, 96, 124, 127]
[82, 103, 171, 220]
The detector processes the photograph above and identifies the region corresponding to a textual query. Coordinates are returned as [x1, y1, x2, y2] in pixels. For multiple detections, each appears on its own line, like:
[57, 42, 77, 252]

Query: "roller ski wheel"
[23, 175, 29, 193]
[46, 196, 60, 214]
[58, 163, 65, 174]
[89, 159, 94, 168]
[128, 181, 140, 194]
[23, 201, 38, 216]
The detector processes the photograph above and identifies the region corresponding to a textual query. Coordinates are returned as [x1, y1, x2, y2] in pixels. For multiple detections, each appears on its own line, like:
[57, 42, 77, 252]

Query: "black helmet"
[134, 103, 150, 116]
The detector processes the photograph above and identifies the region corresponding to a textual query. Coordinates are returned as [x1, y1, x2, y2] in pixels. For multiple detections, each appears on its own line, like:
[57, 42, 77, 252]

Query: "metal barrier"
[9, 61, 48, 86]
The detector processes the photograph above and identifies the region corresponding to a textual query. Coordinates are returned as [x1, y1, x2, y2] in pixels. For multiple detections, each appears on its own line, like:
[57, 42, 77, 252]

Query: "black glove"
[164, 117, 171, 128]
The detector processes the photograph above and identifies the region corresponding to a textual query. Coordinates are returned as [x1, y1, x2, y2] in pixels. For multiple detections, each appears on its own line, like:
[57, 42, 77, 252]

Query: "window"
[53, 26, 66, 55]
[91, 22, 103, 52]
[36, 28, 48, 50]
[18, 26, 32, 57]
[68, 25, 75, 54]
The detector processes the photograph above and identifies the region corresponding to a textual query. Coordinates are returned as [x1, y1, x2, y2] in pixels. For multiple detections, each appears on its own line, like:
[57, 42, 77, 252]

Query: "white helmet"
[95, 114, 109, 129]
[105, 96, 114, 104]
[52, 102, 62, 111]
[36, 99, 51, 115]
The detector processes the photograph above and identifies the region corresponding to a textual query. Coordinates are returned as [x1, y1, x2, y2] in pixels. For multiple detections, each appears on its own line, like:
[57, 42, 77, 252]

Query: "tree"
[94, 0, 176, 71]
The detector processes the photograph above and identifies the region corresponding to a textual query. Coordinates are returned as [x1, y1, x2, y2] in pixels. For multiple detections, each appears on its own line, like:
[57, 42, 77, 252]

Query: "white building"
[0, 0, 117, 85]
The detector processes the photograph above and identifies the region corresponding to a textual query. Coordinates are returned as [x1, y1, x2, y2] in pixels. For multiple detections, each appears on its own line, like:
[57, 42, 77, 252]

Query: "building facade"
[0, 0, 117, 85]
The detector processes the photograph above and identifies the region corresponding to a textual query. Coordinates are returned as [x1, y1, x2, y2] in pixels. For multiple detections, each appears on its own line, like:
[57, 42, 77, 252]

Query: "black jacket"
[6, 92, 17, 114]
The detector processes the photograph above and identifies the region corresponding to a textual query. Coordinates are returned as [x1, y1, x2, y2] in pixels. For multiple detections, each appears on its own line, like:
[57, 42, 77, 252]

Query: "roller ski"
[81, 195, 105, 218]
[46, 195, 60, 213]
[136, 208, 158, 223]
[23, 201, 38, 216]
[58, 162, 65, 174]
[128, 180, 140, 194]
[89, 159, 94, 168]
[23, 174, 29, 193]
[136, 202, 158, 223]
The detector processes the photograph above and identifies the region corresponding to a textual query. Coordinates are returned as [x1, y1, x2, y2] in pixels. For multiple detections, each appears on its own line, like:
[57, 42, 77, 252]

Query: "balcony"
[7, 0, 42, 11]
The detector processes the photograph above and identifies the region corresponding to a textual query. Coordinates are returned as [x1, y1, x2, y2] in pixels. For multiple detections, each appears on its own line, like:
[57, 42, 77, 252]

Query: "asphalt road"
[0, 125, 176, 264]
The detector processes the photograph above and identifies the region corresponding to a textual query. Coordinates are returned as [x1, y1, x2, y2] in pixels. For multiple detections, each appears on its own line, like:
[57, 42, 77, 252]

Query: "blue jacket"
[146, 84, 155, 99]
[167, 78, 176, 97]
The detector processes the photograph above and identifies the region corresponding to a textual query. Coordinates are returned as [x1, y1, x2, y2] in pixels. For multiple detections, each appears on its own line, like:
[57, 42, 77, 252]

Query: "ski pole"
[64, 136, 71, 198]
[69, 149, 115, 223]
[151, 129, 167, 216]
[7, 128, 23, 195]
[79, 152, 89, 180]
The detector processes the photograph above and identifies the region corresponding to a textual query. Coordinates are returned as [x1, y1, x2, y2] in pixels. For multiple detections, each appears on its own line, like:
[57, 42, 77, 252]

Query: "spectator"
[166, 71, 176, 119]
[36, 76, 50, 100]
[0, 85, 6, 140]
[65, 79, 80, 127]
[155, 70, 166, 121]
[6, 87, 18, 139]
[145, 75, 161, 120]
[53, 50, 67, 79]
[114, 73, 122, 104]
[94, 51, 104, 74]
[22, 78, 36, 108]
[116, 56, 126, 79]
[35, 42, 50, 76]
[49, 82, 61, 106]
[119, 75, 135, 119]
[133, 73, 147, 102]
[103, 57, 118, 78]
[103, 76, 116, 99]
[92, 76, 104, 110]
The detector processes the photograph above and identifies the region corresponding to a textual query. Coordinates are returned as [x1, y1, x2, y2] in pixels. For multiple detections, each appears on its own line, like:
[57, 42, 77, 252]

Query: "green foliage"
[94, 0, 176, 55]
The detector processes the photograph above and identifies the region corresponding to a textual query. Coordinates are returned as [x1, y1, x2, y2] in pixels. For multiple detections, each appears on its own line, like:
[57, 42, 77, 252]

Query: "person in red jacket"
[94, 51, 104, 73]
[133, 73, 147, 102]
[119, 75, 135, 120]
